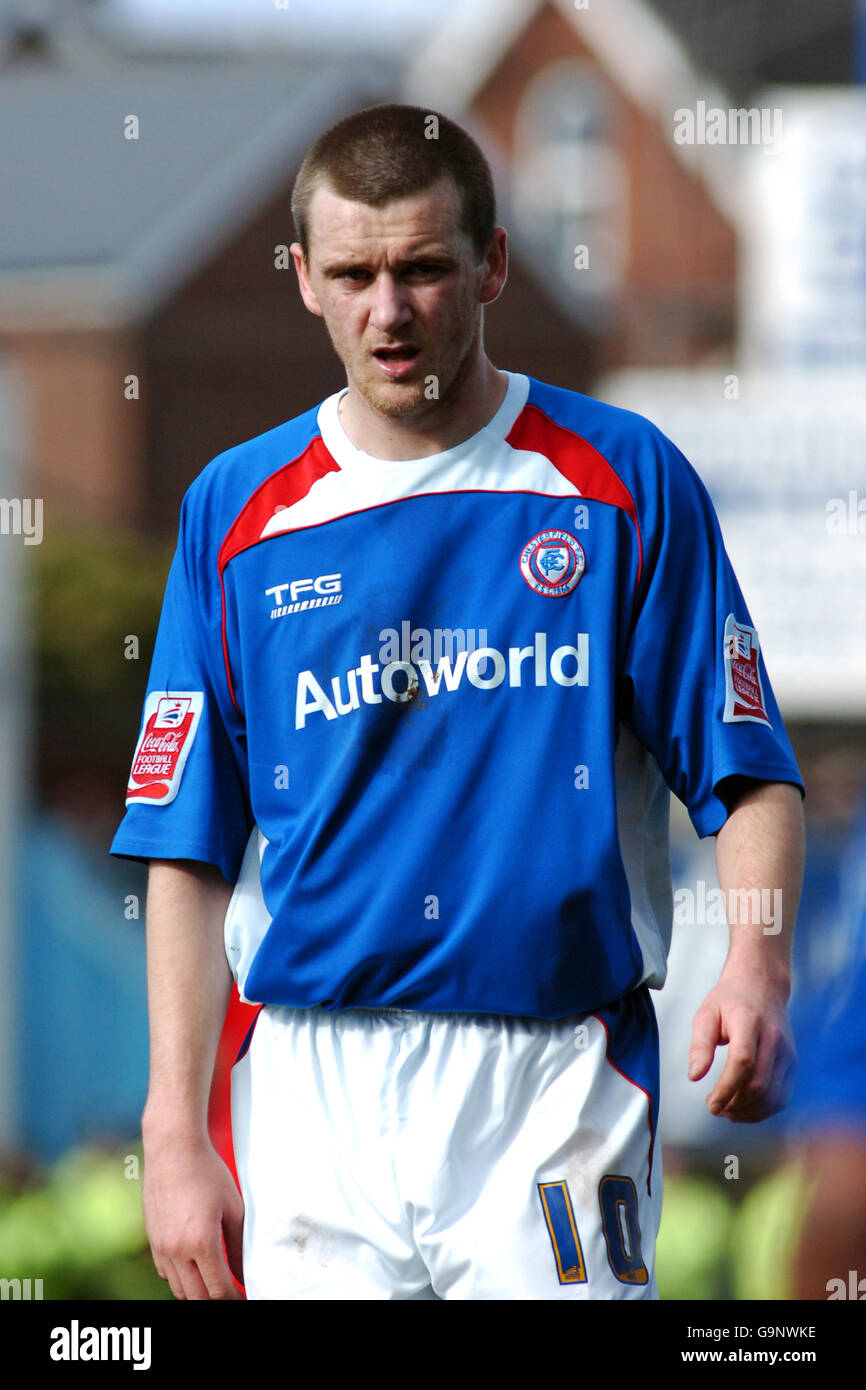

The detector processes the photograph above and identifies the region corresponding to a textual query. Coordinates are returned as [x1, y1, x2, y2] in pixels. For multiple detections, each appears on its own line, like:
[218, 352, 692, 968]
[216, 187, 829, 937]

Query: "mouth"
[371, 344, 421, 379]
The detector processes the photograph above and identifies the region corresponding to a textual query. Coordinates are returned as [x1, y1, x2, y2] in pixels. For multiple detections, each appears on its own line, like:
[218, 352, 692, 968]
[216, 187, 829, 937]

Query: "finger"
[195, 1224, 245, 1300]
[688, 1003, 721, 1081]
[720, 1047, 797, 1124]
[160, 1257, 191, 1301]
[721, 1023, 778, 1113]
[176, 1257, 217, 1301]
[707, 1029, 758, 1114]
[719, 1094, 777, 1123]
[160, 1226, 238, 1301]
[714, 1035, 791, 1122]
[150, 1244, 185, 1298]
[203, 1256, 245, 1300]
[223, 1201, 246, 1289]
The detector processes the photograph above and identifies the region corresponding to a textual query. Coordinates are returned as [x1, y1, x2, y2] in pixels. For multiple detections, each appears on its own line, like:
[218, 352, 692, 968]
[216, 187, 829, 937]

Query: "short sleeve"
[110, 495, 252, 882]
[619, 433, 803, 838]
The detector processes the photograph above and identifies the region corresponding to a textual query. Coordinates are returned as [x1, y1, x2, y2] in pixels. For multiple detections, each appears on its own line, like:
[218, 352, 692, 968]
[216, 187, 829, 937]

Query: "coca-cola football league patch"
[722, 615, 771, 726]
[126, 692, 204, 805]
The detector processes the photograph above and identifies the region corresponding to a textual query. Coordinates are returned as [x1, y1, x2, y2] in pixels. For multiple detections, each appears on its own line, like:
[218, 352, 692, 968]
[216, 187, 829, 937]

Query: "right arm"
[141, 858, 245, 1300]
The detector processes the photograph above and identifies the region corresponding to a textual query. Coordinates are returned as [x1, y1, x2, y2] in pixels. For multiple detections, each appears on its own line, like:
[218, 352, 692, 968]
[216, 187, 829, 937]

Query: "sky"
[112, 0, 458, 54]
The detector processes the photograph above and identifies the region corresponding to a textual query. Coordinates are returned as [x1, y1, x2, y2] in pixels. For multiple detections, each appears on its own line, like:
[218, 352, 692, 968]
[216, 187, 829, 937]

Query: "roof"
[0, 54, 397, 328]
[402, 0, 738, 222]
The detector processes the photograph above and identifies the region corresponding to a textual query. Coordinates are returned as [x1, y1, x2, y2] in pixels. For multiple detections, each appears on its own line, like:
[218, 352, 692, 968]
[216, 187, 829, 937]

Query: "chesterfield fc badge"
[519, 530, 585, 597]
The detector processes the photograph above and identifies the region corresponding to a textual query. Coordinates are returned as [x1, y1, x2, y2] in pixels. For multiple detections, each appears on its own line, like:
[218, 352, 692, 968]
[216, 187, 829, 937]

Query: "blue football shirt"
[111, 373, 803, 1018]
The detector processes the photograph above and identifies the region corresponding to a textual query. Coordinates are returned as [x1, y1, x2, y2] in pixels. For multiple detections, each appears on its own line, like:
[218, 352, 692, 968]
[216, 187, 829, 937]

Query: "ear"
[478, 226, 508, 307]
[290, 243, 324, 318]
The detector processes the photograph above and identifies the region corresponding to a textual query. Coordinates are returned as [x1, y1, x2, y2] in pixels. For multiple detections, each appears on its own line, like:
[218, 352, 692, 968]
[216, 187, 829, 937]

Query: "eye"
[406, 262, 446, 278]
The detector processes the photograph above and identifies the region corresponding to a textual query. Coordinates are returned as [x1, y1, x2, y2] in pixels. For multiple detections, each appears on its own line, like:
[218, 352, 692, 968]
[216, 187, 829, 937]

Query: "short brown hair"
[291, 104, 497, 259]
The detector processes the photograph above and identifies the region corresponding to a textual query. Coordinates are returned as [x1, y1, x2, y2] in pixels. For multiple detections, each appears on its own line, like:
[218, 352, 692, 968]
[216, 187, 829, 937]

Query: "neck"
[339, 351, 508, 460]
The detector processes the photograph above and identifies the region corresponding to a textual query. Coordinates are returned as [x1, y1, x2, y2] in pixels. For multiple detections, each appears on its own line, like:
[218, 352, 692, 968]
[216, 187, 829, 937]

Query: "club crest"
[519, 530, 585, 597]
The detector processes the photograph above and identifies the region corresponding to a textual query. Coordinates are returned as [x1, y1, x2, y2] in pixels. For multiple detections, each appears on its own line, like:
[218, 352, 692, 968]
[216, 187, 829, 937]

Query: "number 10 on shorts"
[538, 1176, 648, 1286]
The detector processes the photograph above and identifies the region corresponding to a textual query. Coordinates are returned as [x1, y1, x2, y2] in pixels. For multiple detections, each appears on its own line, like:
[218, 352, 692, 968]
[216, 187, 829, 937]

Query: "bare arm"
[141, 858, 245, 1299]
[688, 779, 805, 1122]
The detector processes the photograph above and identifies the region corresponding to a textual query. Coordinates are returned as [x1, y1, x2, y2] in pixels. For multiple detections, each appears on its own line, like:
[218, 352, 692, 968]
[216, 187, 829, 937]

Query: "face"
[290, 176, 506, 423]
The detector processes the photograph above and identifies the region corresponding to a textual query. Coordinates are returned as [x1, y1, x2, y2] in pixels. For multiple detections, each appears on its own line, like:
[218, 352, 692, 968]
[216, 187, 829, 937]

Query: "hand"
[142, 1133, 245, 1299]
[687, 968, 796, 1123]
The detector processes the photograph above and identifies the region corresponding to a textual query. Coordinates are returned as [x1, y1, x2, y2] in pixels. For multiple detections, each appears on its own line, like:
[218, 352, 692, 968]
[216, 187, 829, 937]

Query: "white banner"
[600, 369, 866, 716]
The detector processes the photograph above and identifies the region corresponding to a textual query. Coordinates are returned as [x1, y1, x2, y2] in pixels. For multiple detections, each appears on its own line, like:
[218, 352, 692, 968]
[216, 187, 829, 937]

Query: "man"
[111, 104, 805, 1301]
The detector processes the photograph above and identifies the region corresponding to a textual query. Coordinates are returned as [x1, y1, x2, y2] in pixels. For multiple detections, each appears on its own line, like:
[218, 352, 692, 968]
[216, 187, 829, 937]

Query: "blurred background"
[1, 0, 864, 1300]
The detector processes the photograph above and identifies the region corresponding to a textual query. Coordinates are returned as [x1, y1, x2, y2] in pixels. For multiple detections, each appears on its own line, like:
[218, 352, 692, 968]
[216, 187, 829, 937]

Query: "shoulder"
[524, 376, 662, 448]
[520, 376, 714, 520]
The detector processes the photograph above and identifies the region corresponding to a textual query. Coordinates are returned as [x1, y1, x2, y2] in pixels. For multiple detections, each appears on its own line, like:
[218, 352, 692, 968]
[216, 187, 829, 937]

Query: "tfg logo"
[266, 573, 342, 619]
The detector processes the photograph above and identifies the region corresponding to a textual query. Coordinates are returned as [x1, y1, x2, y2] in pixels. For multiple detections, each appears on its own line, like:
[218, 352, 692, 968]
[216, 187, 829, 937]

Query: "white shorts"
[230, 991, 662, 1300]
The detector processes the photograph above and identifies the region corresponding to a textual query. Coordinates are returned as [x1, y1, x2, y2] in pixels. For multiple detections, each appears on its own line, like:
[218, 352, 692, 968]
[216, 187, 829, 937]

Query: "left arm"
[688, 778, 805, 1122]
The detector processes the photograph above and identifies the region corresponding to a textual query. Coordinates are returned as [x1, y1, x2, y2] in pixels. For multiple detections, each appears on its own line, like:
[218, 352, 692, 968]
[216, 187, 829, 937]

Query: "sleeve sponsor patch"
[722, 615, 771, 726]
[126, 692, 204, 805]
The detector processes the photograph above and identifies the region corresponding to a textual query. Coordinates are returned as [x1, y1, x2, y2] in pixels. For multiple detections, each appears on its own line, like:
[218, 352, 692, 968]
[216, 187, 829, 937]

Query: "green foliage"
[656, 1162, 812, 1301]
[728, 1163, 809, 1302]
[0, 1144, 171, 1300]
[32, 530, 174, 779]
[656, 1172, 735, 1300]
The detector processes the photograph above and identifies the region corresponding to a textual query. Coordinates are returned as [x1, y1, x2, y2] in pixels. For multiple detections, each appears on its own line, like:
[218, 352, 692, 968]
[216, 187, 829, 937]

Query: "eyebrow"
[319, 251, 457, 277]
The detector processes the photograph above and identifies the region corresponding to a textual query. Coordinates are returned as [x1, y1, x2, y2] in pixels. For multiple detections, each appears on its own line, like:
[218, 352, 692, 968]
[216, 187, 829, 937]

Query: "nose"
[368, 273, 412, 335]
